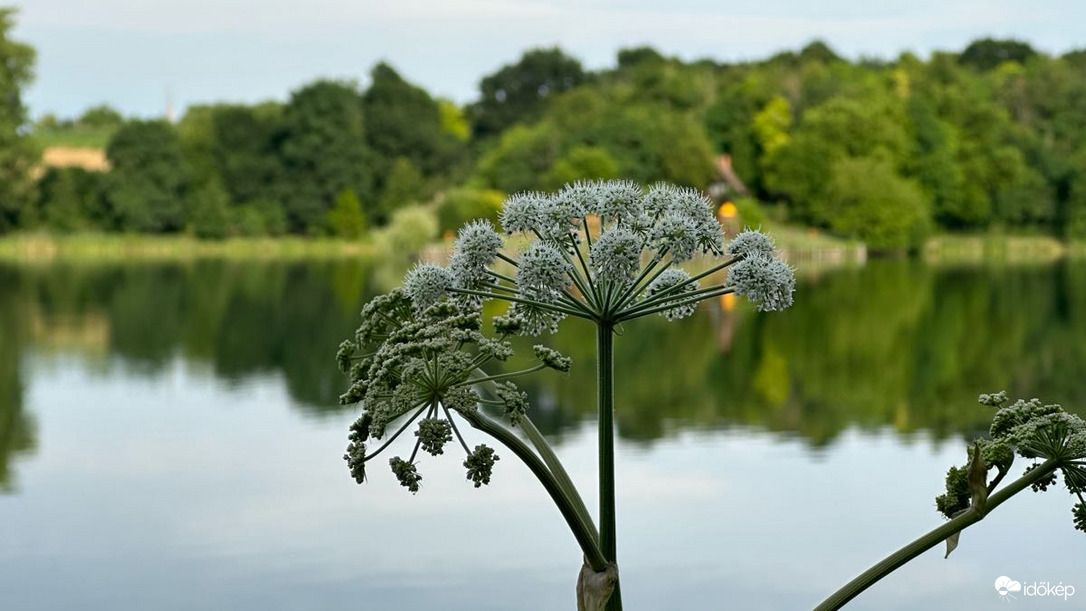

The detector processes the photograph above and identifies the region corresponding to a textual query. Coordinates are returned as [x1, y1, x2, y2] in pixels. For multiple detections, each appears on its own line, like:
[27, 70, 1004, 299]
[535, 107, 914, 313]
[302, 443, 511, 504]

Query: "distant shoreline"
[2, 231, 1081, 267]
[0, 233, 376, 263]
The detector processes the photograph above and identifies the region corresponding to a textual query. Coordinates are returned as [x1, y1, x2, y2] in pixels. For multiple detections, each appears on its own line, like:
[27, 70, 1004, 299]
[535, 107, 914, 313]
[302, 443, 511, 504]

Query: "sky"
[13, 0, 1086, 119]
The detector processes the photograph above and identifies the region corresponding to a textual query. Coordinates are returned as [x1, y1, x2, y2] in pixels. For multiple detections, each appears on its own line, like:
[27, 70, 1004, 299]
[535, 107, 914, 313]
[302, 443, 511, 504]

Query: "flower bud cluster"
[390, 457, 422, 493]
[464, 445, 500, 488]
[417, 418, 454, 456]
[935, 392, 1086, 535]
[534, 345, 572, 372]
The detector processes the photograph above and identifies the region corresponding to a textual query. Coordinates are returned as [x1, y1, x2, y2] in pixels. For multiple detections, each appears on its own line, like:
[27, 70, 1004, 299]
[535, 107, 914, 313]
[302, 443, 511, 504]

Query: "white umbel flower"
[404, 264, 454, 313]
[517, 240, 572, 302]
[725, 254, 795, 312]
[590, 227, 643, 283]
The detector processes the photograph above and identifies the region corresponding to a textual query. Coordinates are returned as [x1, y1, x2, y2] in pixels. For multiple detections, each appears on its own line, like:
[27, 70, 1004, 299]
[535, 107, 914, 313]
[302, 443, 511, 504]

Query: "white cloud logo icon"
[995, 576, 1022, 600]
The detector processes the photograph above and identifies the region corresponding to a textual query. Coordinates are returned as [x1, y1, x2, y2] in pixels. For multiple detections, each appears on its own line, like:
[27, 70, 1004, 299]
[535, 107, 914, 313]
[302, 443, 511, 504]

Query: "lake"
[1, 258, 1084, 610]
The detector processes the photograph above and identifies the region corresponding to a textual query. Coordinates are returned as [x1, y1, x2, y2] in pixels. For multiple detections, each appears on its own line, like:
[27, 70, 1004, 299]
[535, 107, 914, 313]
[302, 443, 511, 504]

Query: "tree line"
[4, 6, 1086, 249]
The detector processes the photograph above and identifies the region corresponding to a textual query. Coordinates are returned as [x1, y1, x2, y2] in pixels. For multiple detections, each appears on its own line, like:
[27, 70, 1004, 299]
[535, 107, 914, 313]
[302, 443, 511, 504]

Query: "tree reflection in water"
[1, 259, 1085, 490]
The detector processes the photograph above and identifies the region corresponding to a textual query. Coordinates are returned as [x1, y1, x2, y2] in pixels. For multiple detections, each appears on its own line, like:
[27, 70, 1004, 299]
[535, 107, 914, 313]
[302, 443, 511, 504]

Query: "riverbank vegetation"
[6, 9, 1086, 254]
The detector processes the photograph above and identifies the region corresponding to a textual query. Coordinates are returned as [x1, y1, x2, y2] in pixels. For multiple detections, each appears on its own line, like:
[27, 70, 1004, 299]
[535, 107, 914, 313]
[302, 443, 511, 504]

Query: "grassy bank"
[0, 233, 376, 264]
[922, 234, 1086, 264]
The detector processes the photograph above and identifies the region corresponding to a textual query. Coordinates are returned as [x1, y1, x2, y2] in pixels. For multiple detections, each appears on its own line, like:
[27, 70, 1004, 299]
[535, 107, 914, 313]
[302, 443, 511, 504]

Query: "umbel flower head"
[439, 179, 794, 334]
[935, 392, 1086, 535]
[335, 179, 795, 496]
[336, 282, 573, 494]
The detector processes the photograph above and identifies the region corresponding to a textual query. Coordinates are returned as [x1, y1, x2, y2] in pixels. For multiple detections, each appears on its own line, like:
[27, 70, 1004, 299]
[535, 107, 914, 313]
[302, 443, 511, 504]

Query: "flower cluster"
[438, 180, 794, 334]
[337, 274, 575, 493]
[935, 392, 1086, 534]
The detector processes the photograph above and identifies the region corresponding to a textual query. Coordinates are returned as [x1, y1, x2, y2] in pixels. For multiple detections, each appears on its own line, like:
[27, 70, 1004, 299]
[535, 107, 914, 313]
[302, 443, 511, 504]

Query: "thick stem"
[522, 417, 599, 541]
[815, 458, 1060, 611]
[458, 408, 609, 571]
[597, 322, 623, 610]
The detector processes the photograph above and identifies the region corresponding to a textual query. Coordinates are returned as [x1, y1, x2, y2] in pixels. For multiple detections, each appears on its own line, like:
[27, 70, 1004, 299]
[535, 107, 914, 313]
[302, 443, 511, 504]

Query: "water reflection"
[1, 259, 1086, 490]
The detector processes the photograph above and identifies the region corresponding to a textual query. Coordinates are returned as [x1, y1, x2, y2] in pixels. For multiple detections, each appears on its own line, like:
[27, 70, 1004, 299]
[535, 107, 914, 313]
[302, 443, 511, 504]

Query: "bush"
[825, 157, 931, 251]
[375, 205, 439, 256]
[437, 188, 503, 234]
[325, 188, 367, 238]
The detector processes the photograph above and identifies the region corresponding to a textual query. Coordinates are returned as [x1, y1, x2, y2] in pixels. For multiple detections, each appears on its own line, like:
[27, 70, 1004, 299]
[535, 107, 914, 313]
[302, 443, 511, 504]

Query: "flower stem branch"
[815, 458, 1060, 611]
[617, 287, 735, 322]
[456, 408, 609, 571]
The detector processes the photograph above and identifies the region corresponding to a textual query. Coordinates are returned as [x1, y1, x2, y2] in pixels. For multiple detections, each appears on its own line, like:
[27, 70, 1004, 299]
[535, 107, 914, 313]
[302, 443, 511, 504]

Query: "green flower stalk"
[336, 179, 795, 610]
[817, 392, 1086, 610]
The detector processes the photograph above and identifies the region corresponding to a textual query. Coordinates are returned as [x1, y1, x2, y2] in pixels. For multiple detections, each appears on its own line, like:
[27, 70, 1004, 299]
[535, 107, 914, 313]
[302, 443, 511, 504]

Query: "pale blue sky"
[14, 0, 1086, 119]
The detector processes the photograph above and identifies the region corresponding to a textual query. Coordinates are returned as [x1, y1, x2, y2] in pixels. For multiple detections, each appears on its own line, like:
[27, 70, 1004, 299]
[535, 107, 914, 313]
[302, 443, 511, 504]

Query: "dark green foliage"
[363, 63, 462, 181]
[35, 168, 105, 232]
[105, 120, 192, 232]
[0, 9, 38, 233]
[376, 157, 425, 222]
[20, 33, 1086, 243]
[471, 47, 588, 137]
[278, 80, 374, 232]
[959, 38, 1037, 71]
[188, 181, 231, 239]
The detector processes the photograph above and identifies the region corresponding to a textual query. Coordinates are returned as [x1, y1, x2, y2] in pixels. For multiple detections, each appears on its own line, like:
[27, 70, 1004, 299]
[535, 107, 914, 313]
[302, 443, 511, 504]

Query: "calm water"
[1, 259, 1085, 610]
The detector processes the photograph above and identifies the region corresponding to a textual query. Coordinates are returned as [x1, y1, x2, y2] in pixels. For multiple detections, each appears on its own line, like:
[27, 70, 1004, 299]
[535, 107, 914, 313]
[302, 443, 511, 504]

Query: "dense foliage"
[13, 17, 1086, 249]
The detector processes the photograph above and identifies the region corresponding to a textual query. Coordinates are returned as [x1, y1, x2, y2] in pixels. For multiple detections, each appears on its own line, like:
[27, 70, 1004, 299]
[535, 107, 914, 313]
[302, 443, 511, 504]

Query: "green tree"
[765, 95, 910, 223]
[825, 156, 931, 251]
[0, 8, 38, 232]
[436, 187, 504, 233]
[959, 38, 1037, 71]
[363, 63, 461, 178]
[473, 123, 561, 192]
[35, 167, 106, 232]
[752, 95, 792, 158]
[471, 47, 588, 137]
[325, 187, 367, 238]
[105, 120, 192, 232]
[79, 104, 124, 129]
[543, 145, 619, 190]
[278, 80, 374, 233]
[377, 157, 425, 221]
[188, 181, 232, 239]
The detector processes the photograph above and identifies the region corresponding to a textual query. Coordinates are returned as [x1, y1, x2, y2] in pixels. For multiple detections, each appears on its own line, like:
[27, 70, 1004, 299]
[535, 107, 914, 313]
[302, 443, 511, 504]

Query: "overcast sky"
[13, 0, 1086, 119]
